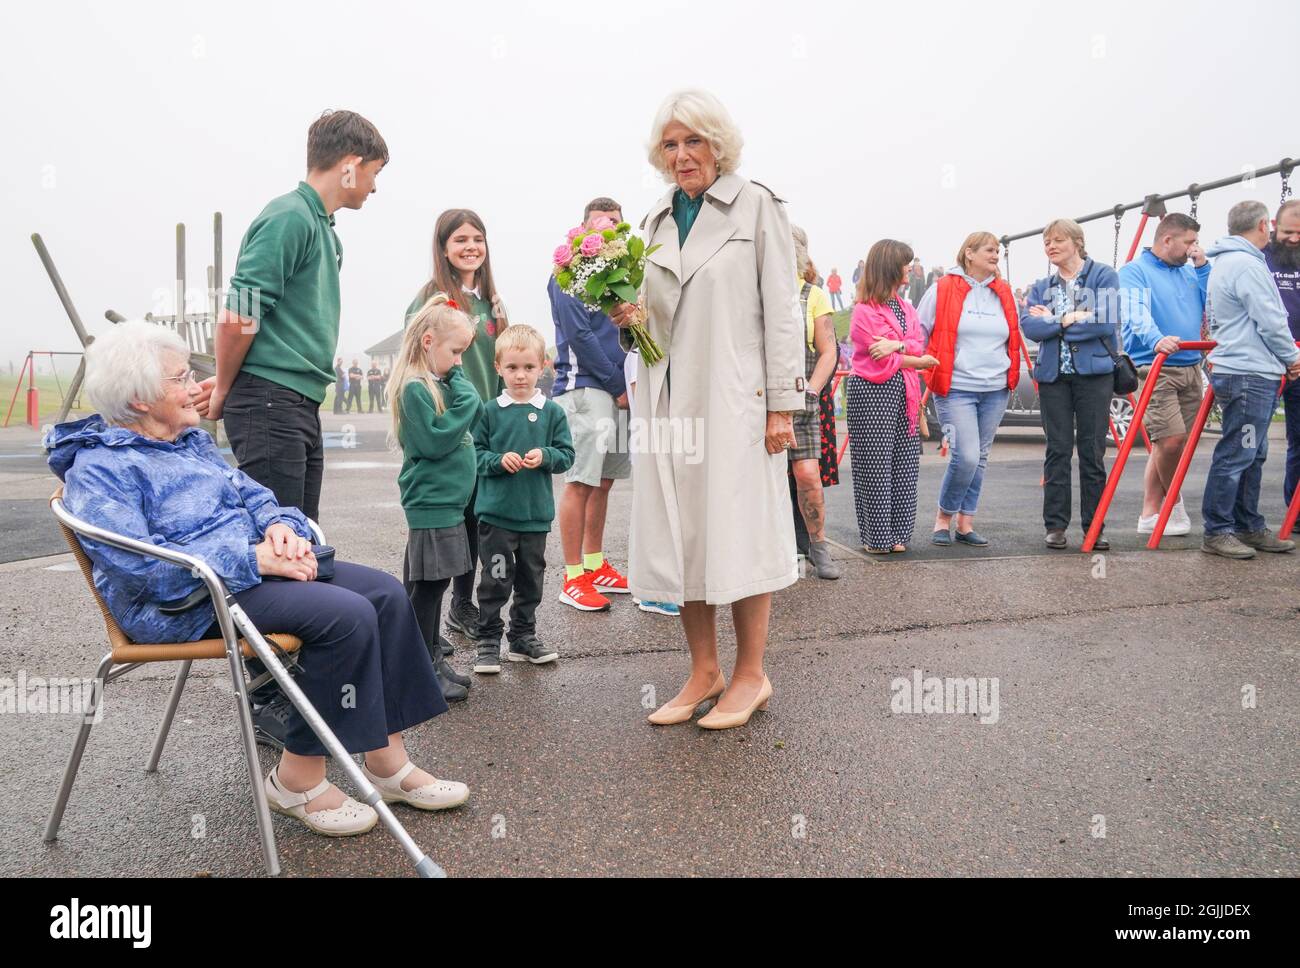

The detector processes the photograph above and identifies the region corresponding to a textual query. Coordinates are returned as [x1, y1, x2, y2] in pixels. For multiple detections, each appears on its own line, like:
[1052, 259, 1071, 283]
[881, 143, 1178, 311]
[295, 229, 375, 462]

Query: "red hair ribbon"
[445, 298, 460, 310]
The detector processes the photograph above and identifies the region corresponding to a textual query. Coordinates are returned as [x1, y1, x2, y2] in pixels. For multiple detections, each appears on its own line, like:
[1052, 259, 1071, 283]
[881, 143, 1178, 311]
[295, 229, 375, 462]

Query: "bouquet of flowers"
[552, 217, 664, 364]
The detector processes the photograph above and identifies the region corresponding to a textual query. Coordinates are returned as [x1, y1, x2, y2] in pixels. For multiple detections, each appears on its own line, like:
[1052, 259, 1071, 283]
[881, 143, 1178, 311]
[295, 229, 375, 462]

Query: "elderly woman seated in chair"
[46, 321, 467, 837]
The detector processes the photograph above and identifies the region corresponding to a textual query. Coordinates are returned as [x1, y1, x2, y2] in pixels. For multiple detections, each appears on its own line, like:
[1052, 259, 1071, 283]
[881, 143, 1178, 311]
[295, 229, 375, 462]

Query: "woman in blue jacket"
[47, 321, 468, 838]
[1021, 218, 1120, 550]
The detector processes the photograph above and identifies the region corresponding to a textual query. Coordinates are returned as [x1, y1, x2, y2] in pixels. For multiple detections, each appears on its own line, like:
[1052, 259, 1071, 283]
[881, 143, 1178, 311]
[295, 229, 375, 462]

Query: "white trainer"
[1167, 500, 1192, 536]
[1137, 513, 1158, 534]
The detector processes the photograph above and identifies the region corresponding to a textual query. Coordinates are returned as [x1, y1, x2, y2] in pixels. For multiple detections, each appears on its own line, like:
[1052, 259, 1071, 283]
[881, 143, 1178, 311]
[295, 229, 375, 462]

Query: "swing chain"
[1282, 166, 1293, 202]
[1188, 185, 1200, 221]
[1002, 240, 1011, 287]
[1112, 209, 1123, 268]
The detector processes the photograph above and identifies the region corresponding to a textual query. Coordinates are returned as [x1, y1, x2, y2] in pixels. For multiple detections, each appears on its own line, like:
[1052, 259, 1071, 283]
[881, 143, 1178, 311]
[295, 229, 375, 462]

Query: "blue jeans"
[1283, 376, 1300, 507]
[933, 387, 1010, 516]
[1202, 372, 1280, 536]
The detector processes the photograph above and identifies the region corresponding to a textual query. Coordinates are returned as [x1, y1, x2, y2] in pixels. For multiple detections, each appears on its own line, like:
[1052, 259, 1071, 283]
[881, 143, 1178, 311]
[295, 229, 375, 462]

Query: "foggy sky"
[2, 0, 1292, 374]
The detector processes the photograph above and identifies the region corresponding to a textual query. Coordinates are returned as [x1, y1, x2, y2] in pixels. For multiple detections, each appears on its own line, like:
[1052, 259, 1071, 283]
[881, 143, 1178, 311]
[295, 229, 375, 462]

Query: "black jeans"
[1038, 371, 1112, 533]
[474, 522, 547, 644]
[223, 370, 324, 522]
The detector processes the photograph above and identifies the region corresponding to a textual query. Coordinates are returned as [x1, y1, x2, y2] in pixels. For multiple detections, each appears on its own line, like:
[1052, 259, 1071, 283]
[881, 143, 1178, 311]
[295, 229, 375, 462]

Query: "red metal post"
[1147, 383, 1216, 549]
[1129, 393, 1153, 452]
[2, 353, 32, 428]
[1281, 483, 1300, 541]
[1125, 213, 1150, 265]
[1081, 342, 1216, 552]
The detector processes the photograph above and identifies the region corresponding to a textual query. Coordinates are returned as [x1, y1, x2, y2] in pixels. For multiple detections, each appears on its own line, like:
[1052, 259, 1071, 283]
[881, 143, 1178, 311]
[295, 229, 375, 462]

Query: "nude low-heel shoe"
[697, 675, 772, 730]
[647, 672, 726, 725]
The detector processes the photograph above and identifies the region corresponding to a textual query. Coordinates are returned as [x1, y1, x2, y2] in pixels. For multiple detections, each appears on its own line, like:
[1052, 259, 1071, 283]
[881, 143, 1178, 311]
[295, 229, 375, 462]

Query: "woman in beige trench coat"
[611, 90, 806, 730]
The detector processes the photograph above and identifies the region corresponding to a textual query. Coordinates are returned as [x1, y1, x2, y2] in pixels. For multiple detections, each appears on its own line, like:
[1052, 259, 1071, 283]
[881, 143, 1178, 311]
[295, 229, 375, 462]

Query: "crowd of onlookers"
[800, 202, 1300, 559]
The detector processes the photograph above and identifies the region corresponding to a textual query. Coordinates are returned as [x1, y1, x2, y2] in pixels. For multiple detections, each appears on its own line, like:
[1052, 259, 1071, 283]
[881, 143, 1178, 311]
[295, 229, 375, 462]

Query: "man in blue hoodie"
[550, 197, 632, 613]
[1119, 213, 1211, 536]
[1265, 199, 1300, 523]
[1200, 201, 1300, 559]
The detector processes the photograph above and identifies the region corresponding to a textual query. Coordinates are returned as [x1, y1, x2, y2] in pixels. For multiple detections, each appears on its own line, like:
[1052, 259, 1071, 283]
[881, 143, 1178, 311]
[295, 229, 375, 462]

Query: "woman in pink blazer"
[846, 240, 938, 553]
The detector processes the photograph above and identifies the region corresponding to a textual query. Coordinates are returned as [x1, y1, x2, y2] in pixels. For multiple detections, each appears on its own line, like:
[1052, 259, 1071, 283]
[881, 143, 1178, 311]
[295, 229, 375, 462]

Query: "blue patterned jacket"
[46, 415, 312, 644]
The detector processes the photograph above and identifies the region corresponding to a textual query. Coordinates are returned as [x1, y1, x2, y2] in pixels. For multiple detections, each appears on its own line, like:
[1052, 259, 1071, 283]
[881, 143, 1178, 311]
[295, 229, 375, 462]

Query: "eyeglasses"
[163, 369, 196, 386]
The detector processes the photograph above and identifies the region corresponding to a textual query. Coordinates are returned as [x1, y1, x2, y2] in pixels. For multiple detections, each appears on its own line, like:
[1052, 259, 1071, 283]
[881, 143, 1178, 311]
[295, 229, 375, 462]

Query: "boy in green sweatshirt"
[471, 325, 575, 673]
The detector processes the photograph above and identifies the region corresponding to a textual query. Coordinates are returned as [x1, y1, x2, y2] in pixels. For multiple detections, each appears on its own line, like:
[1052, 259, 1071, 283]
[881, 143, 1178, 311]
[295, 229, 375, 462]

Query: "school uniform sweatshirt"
[473, 390, 575, 532]
[398, 368, 483, 529]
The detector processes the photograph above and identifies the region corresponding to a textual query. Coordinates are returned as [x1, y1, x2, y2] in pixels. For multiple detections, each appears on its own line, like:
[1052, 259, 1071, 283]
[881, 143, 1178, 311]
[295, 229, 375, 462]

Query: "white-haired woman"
[46, 321, 468, 837]
[610, 90, 805, 729]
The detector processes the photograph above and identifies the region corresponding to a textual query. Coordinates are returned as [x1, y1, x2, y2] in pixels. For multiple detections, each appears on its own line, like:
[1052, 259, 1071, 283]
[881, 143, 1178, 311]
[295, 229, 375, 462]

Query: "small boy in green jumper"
[471, 325, 575, 673]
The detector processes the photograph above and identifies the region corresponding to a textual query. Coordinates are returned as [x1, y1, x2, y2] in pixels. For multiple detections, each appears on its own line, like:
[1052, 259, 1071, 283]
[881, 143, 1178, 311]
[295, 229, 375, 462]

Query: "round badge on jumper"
[528, 413, 538, 422]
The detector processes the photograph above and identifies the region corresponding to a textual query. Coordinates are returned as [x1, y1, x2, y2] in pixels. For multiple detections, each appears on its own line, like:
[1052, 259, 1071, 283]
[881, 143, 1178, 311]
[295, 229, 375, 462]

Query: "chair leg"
[44, 653, 114, 844]
[145, 659, 192, 773]
[225, 644, 279, 876]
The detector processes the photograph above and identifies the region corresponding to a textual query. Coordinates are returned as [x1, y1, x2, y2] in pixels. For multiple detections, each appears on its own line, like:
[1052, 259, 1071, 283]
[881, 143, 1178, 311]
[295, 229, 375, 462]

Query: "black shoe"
[473, 641, 502, 675]
[437, 656, 471, 688]
[1045, 530, 1067, 550]
[439, 634, 455, 657]
[446, 600, 481, 638]
[1092, 535, 1110, 551]
[436, 669, 468, 702]
[251, 692, 293, 751]
[507, 636, 558, 665]
[955, 530, 988, 547]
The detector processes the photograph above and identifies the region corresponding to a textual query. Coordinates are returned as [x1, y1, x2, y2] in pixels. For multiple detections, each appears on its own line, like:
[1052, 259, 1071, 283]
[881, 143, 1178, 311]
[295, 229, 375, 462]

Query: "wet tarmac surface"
[1, 415, 1296, 877]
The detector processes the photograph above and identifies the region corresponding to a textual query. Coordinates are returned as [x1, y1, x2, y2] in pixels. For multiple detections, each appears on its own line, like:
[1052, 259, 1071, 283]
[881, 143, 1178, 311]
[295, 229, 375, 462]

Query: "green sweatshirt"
[404, 289, 503, 402]
[227, 182, 342, 402]
[473, 391, 575, 532]
[397, 368, 483, 529]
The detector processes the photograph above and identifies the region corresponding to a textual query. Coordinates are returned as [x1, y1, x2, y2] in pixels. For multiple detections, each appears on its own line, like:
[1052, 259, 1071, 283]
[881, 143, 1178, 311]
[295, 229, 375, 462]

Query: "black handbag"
[1105, 334, 1139, 395]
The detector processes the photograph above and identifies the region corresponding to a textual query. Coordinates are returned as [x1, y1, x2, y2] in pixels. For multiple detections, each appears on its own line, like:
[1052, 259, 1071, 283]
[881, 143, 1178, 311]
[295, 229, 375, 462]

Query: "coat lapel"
[643, 192, 680, 283]
[680, 192, 739, 287]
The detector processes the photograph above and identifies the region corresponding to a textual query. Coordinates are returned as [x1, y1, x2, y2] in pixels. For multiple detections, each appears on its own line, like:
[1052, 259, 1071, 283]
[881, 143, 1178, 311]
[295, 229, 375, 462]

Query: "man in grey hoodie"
[1200, 200, 1300, 559]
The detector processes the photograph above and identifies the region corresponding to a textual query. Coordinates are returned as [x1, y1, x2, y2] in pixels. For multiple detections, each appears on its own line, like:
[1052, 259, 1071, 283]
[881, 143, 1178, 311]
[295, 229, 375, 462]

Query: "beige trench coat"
[627, 173, 805, 606]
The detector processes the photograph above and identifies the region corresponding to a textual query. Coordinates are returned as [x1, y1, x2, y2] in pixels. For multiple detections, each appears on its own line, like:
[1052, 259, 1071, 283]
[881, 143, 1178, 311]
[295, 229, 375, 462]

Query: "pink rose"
[580, 234, 603, 257]
[553, 245, 573, 267]
[589, 216, 616, 232]
[566, 225, 585, 242]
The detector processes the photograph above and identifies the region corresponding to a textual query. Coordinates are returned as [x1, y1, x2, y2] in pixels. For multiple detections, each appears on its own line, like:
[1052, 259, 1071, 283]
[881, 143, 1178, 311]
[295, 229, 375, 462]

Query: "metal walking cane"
[221, 593, 447, 878]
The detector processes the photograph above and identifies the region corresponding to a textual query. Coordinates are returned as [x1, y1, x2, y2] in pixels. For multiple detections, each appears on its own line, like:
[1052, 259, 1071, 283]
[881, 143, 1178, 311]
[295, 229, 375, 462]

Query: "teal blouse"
[672, 189, 704, 246]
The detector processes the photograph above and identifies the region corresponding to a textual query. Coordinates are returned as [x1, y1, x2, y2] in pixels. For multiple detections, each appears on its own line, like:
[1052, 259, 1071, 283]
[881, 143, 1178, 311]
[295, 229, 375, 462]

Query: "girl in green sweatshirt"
[389, 293, 484, 699]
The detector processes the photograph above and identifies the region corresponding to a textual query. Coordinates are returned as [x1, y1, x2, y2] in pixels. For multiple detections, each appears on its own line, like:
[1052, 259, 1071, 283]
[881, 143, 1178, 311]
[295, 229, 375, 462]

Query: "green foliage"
[610, 281, 638, 303]
[628, 236, 645, 260]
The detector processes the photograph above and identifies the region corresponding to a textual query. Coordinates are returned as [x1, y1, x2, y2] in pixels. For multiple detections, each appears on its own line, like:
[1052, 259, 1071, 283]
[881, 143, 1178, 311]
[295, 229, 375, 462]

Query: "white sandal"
[265, 767, 378, 837]
[362, 761, 469, 811]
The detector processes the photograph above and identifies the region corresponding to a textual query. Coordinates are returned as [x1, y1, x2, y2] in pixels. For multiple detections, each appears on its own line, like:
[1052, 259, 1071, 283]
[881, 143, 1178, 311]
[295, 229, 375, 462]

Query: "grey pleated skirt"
[404, 524, 472, 583]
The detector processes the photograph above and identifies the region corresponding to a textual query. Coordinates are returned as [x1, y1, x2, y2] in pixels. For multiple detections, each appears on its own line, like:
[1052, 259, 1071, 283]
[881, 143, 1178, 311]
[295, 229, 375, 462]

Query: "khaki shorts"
[554, 386, 631, 487]
[1136, 364, 1203, 441]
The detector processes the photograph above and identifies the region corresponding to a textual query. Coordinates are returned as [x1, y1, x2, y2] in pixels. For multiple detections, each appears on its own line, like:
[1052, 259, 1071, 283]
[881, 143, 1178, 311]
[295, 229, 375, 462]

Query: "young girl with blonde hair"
[389, 293, 483, 700]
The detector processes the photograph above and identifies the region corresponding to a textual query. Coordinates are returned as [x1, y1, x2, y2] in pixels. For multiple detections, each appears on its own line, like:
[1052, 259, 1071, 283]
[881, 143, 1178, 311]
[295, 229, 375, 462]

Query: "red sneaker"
[559, 572, 611, 611]
[587, 560, 631, 594]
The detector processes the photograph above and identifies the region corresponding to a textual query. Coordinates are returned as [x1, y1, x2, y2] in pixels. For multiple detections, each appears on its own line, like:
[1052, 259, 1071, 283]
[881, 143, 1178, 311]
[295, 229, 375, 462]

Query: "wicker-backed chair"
[46, 486, 442, 877]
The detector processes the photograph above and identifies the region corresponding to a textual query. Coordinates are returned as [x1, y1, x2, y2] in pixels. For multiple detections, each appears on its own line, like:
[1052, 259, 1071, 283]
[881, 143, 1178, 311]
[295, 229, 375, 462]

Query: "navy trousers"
[208, 561, 447, 756]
